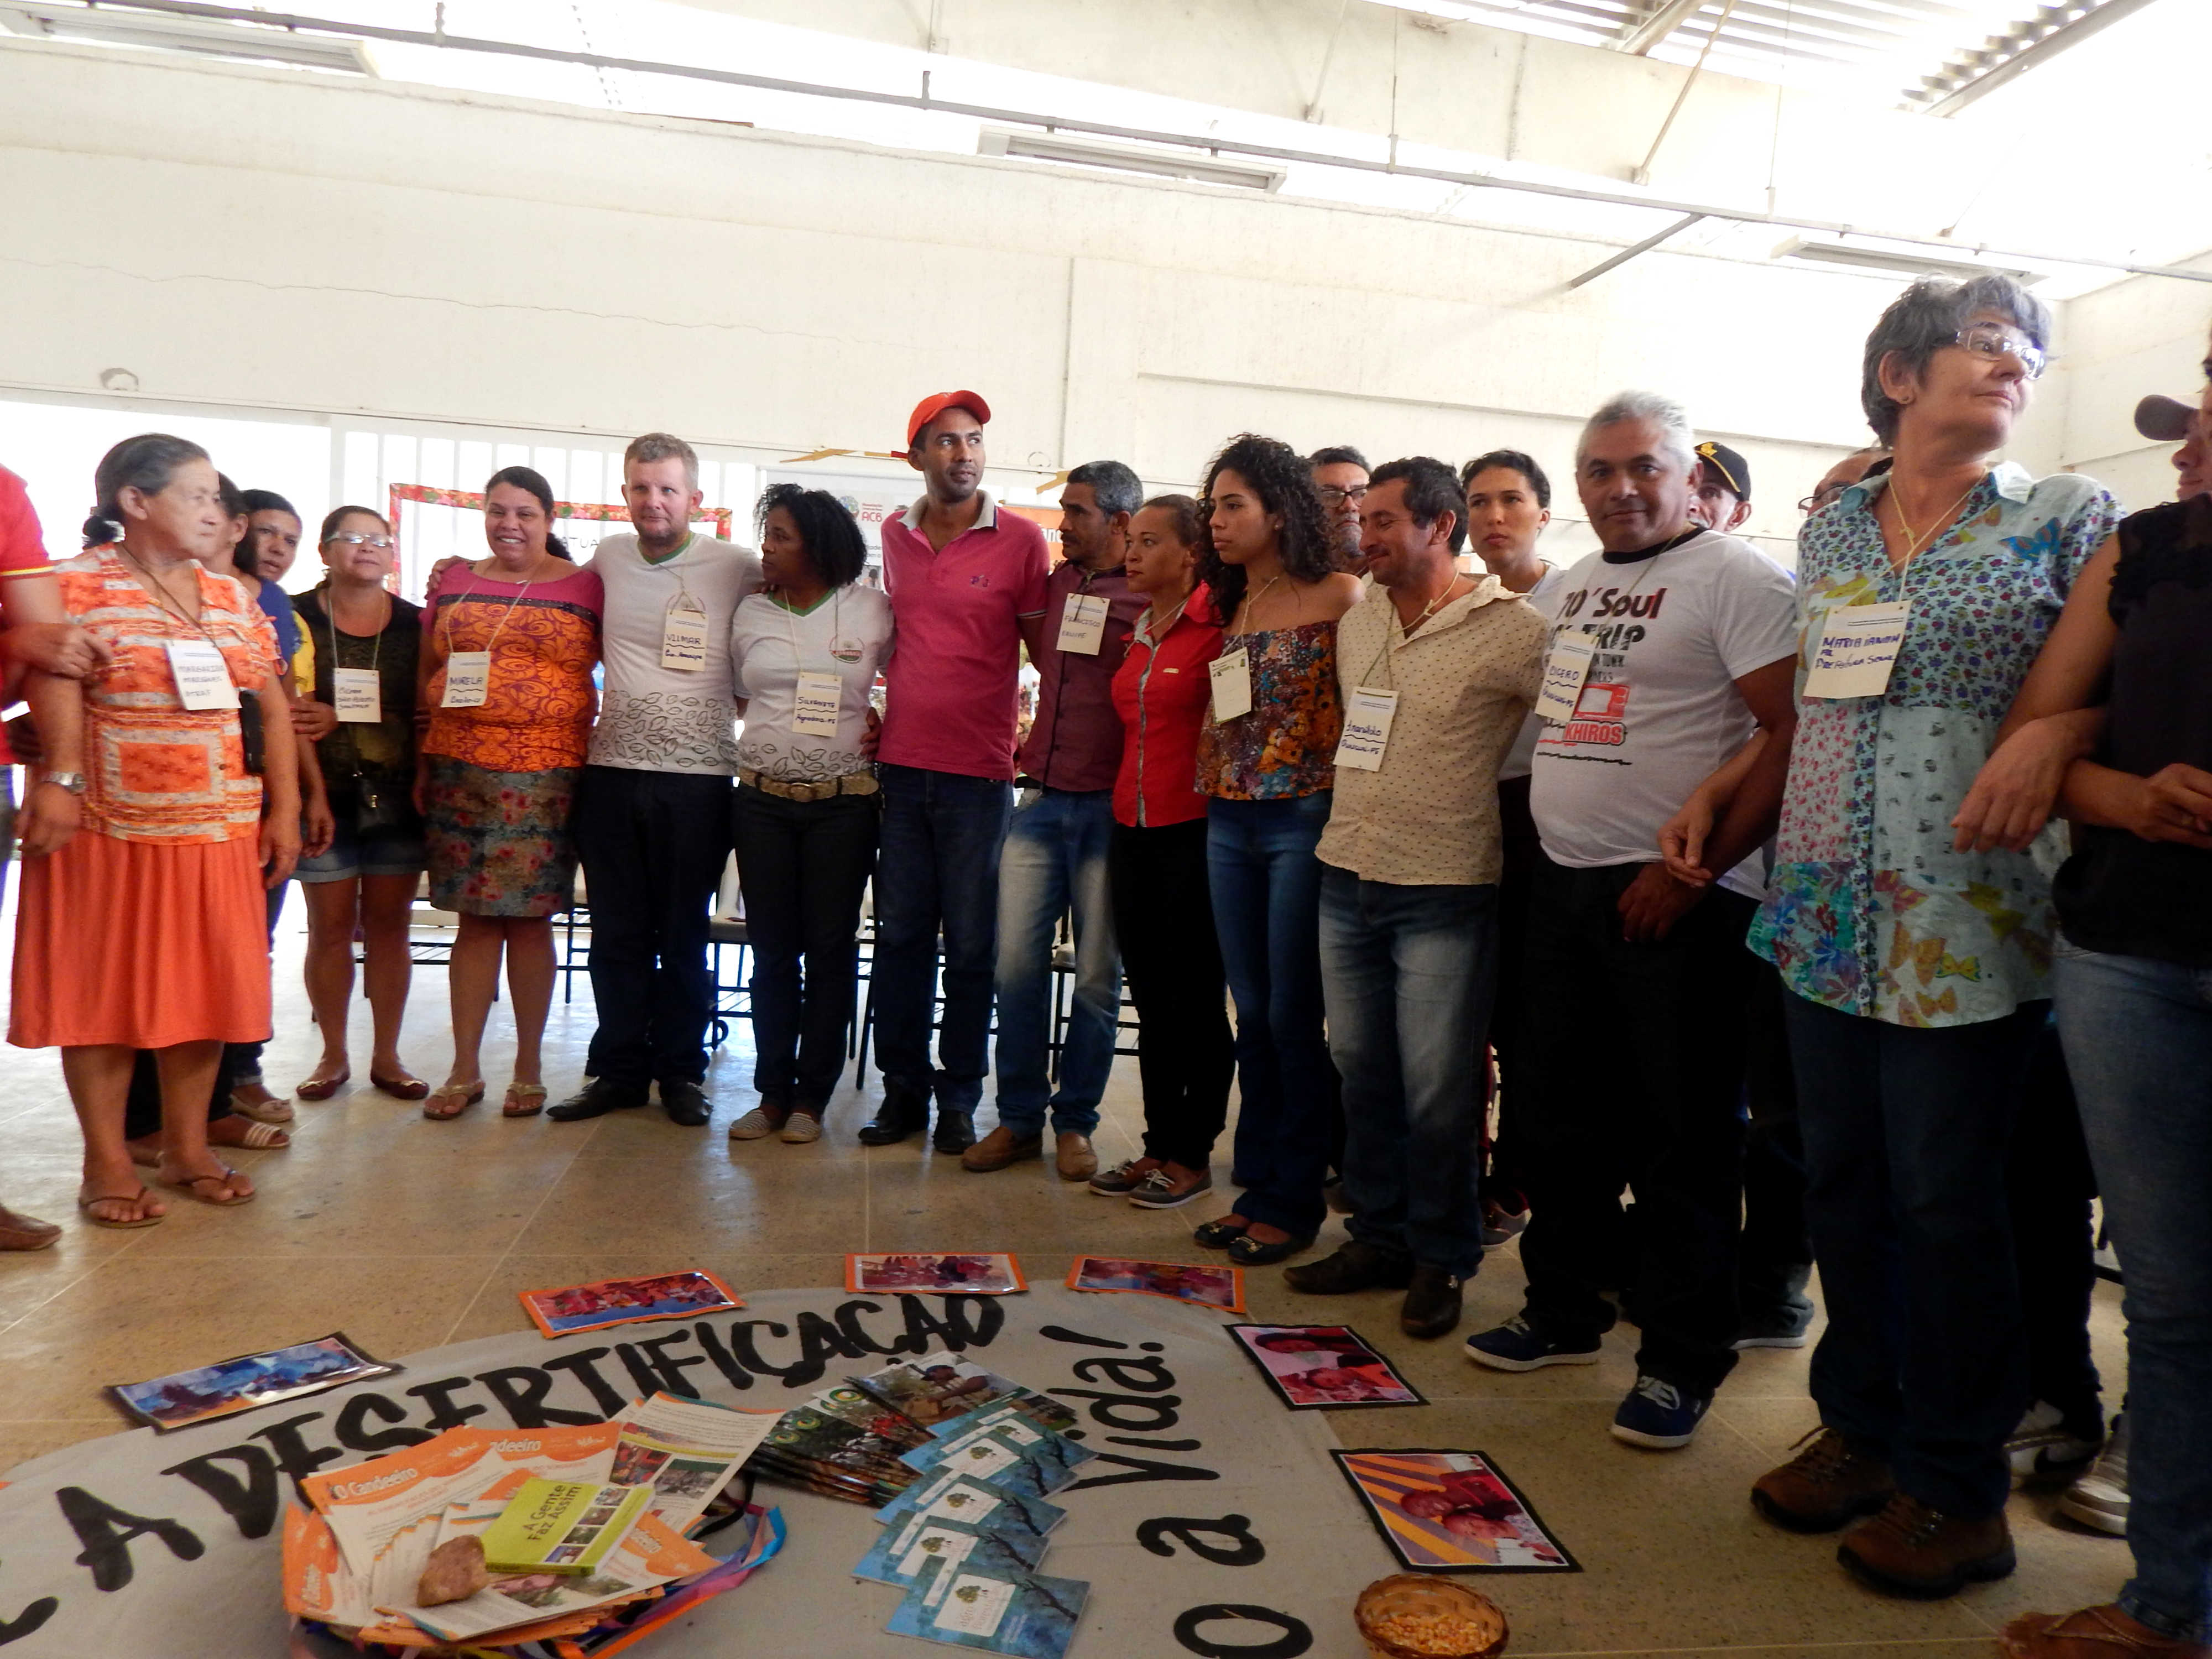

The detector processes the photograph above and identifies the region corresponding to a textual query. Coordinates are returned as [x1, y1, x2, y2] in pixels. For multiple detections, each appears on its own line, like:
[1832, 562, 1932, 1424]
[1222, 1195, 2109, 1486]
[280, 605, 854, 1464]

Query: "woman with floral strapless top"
[1191, 434, 1363, 1266]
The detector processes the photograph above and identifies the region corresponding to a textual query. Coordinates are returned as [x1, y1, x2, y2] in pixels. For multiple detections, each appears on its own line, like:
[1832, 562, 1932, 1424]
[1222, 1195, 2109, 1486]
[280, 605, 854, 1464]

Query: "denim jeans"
[1784, 988, 2043, 1520]
[873, 764, 1013, 1115]
[993, 787, 1120, 1136]
[1515, 857, 1756, 1396]
[1207, 793, 1334, 1239]
[2053, 946, 2212, 1642]
[1319, 867, 1497, 1279]
[732, 786, 878, 1112]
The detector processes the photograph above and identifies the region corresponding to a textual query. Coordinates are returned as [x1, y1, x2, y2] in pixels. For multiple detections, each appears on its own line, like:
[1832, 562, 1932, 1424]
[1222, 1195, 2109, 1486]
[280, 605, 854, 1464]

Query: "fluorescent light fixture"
[1775, 238, 2044, 288]
[978, 128, 1284, 192]
[0, 2, 376, 74]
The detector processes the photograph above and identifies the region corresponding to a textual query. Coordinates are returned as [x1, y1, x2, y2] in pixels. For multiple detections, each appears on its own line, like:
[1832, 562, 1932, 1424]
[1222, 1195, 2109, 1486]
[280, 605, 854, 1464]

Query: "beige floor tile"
[510, 1155, 864, 1255]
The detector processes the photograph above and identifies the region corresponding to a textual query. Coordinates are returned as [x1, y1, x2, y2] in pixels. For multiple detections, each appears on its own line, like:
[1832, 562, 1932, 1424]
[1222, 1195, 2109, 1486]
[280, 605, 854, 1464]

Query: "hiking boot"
[1752, 1427, 1896, 1533]
[1282, 1239, 1414, 1296]
[1838, 1494, 2014, 1599]
[1400, 1265, 1464, 1340]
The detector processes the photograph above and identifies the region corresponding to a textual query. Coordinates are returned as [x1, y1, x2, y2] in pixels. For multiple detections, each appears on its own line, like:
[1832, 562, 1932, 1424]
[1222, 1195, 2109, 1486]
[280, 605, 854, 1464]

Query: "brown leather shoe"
[1752, 1427, 1896, 1533]
[0, 1204, 61, 1251]
[2002, 1605, 2211, 1658]
[962, 1125, 1043, 1173]
[1055, 1133, 1098, 1182]
[1838, 1493, 2013, 1599]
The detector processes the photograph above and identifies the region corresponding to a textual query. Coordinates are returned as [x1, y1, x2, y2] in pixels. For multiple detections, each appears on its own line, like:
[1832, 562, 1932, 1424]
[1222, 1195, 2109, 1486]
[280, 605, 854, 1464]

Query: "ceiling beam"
[1918, 0, 2162, 117]
[1613, 0, 1709, 55]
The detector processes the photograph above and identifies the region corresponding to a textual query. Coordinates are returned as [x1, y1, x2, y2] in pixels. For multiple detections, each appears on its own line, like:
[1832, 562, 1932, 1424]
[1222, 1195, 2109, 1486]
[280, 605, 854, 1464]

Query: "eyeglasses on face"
[327, 533, 395, 550]
[1798, 483, 1851, 513]
[1954, 323, 2046, 380]
[1316, 485, 1369, 507]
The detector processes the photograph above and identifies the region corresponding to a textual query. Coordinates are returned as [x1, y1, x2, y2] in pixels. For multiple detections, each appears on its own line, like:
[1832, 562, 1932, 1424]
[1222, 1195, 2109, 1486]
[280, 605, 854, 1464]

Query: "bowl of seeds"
[1355, 1573, 1509, 1659]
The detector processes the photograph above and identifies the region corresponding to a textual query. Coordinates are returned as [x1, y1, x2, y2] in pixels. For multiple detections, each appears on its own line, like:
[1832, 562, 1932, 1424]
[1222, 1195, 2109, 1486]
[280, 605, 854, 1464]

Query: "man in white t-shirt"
[549, 433, 761, 1128]
[1463, 392, 1799, 1457]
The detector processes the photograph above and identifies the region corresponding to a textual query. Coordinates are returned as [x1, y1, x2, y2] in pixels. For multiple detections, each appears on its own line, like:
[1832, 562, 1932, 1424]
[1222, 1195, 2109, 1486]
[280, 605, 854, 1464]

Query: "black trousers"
[731, 784, 878, 1111]
[1739, 968, 1815, 1317]
[576, 766, 733, 1089]
[1109, 820, 1234, 1170]
[2011, 1015, 2103, 1426]
[1517, 855, 1757, 1395]
[1482, 775, 1541, 1211]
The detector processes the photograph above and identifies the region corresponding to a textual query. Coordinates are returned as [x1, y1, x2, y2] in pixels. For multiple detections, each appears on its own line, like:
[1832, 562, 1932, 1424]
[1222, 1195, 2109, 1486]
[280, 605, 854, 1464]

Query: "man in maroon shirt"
[964, 462, 1147, 1181]
[860, 394, 1052, 1154]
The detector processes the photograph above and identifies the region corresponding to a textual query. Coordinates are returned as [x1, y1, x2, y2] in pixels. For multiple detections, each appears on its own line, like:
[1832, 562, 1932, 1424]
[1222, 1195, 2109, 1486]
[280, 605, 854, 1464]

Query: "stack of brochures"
[283, 1392, 786, 1652]
[845, 1357, 1098, 1657]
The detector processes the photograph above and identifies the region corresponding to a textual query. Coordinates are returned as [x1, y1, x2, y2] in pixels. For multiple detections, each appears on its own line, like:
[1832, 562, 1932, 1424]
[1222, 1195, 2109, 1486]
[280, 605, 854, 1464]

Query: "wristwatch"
[38, 771, 87, 796]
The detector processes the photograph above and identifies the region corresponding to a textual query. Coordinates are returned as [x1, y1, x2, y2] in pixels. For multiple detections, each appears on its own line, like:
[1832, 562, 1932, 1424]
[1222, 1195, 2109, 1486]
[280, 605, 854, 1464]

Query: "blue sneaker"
[1463, 1316, 1602, 1373]
[1611, 1374, 1711, 1449]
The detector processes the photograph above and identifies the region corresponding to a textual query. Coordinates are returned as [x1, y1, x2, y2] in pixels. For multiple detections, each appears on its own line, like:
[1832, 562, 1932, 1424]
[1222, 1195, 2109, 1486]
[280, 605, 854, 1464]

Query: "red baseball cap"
[905, 390, 992, 451]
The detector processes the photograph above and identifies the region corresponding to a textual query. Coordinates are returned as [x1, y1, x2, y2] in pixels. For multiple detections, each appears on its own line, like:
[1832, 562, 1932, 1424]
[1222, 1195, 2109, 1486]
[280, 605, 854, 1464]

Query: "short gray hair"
[1577, 390, 1697, 474]
[1066, 459, 1142, 518]
[624, 431, 700, 490]
[1860, 274, 2051, 445]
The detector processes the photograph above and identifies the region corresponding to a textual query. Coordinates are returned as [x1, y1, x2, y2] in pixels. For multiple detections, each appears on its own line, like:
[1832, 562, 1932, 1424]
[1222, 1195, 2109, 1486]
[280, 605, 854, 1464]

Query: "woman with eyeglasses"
[1725, 276, 2122, 1599]
[1190, 434, 1361, 1266]
[289, 506, 429, 1102]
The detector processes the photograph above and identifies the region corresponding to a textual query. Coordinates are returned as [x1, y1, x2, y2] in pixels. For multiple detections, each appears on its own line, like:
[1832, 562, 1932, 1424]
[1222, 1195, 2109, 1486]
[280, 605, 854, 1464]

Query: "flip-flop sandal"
[371, 1071, 431, 1101]
[424, 1082, 486, 1121]
[77, 1185, 164, 1229]
[159, 1165, 255, 1207]
[295, 1068, 351, 1102]
[503, 1083, 548, 1118]
[224, 1120, 292, 1150]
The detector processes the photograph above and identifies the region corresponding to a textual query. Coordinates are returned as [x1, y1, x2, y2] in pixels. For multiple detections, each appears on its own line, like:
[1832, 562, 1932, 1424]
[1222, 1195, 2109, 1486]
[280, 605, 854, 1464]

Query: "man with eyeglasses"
[549, 432, 761, 1128]
[1801, 448, 1889, 517]
[1311, 446, 1371, 575]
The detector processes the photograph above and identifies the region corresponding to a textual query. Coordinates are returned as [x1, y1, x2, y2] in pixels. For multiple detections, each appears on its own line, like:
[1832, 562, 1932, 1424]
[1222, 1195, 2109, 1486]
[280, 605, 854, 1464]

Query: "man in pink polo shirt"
[859, 392, 1052, 1154]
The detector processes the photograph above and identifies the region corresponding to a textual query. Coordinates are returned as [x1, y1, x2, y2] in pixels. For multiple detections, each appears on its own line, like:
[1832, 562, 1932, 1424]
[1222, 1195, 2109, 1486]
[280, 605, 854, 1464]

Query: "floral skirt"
[424, 756, 581, 919]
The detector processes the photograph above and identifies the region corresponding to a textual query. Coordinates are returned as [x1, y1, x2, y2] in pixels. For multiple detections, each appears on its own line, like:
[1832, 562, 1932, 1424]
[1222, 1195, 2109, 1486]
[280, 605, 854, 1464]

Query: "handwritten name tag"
[1535, 632, 1597, 724]
[1333, 687, 1397, 772]
[1803, 601, 1910, 700]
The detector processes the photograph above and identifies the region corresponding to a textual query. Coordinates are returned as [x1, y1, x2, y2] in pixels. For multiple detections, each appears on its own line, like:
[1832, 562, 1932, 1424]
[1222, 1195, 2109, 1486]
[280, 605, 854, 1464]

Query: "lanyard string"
[439, 565, 536, 662]
[1230, 574, 1283, 637]
[119, 546, 228, 655]
[1358, 575, 1469, 687]
[779, 587, 841, 677]
[646, 533, 700, 612]
[321, 581, 387, 685]
[1138, 593, 1191, 650]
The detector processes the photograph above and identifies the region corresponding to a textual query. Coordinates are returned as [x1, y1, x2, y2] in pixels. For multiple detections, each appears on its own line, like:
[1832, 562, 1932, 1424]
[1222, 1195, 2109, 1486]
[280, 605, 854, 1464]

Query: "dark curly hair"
[1196, 434, 1334, 623]
[756, 482, 868, 588]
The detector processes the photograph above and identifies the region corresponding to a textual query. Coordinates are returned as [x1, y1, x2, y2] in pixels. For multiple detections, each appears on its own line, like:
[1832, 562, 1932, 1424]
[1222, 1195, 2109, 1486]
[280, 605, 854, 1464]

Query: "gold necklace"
[1886, 476, 1981, 572]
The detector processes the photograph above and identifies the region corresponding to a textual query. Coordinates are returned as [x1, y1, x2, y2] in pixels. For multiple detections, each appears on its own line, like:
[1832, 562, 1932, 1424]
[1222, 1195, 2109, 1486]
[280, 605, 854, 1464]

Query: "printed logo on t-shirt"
[831, 636, 865, 663]
[969, 573, 993, 589]
[1538, 595, 1663, 763]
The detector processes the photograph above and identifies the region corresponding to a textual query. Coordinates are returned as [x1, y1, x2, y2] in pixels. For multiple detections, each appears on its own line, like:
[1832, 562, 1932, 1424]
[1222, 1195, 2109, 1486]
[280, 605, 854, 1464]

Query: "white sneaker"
[2057, 1412, 2130, 1536]
[727, 1107, 783, 1141]
[779, 1112, 823, 1144]
[2006, 1399, 2103, 1482]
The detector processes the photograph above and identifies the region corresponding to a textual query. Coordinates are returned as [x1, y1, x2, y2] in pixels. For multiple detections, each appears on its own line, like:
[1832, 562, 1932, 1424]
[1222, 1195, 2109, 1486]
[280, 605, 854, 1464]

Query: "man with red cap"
[859, 393, 1052, 1152]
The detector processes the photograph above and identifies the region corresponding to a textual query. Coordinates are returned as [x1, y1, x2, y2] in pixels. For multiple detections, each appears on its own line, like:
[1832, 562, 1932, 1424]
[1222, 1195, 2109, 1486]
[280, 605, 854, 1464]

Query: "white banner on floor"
[0, 1285, 1394, 1656]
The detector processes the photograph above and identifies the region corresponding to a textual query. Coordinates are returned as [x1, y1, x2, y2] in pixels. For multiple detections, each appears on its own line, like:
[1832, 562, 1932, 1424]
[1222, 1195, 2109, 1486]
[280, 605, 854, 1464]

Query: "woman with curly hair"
[1190, 434, 1361, 1265]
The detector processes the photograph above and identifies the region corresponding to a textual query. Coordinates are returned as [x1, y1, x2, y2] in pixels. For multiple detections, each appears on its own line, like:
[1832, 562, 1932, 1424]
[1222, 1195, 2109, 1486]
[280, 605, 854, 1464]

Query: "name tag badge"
[1334, 687, 1398, 773]
[1802, 601, 1911, 700]
[1536, 632, 1598, 724]
[1208, 647, 1252, 722]
[1055, 592, 1109, 656]
[442, 650, 492, 708]
[792, 669, 843, 739]
[165, 639, 239, 711]
[661, 599, 709, 671]
[332, 666, 382, 723]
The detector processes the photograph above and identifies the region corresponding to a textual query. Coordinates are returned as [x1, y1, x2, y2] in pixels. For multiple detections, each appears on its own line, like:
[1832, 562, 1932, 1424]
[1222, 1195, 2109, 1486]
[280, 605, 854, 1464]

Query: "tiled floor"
[0, 919, 2132, 1655]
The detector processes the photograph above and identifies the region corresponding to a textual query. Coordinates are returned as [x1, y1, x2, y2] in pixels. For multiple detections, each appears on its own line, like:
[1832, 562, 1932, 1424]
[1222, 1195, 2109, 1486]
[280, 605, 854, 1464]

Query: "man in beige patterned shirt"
[1284, 456, 1546, 1340]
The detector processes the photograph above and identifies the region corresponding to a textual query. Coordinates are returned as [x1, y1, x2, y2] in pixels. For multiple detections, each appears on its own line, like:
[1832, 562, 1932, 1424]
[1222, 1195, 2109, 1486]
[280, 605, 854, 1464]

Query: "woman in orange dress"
[415, 467, 603, 1120]
[9, 434, 301, 1226]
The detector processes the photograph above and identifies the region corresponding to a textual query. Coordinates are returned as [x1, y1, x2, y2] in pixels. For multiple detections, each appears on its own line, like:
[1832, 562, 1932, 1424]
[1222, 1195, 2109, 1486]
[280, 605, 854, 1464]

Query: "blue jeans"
[1783, 988, 2042, 1519]
[1207, 794, 1334, 1239]
[873, 764, 1013, 1115]
[1319, 868, 1496, 1279]
[993, 788, 1120, 1136]
[2053, 946, 2212, 1642]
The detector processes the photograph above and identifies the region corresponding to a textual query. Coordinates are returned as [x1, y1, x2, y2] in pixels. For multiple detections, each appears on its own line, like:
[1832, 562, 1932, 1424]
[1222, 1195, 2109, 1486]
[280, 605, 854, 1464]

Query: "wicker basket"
[1354, 1574, 1509, 1659]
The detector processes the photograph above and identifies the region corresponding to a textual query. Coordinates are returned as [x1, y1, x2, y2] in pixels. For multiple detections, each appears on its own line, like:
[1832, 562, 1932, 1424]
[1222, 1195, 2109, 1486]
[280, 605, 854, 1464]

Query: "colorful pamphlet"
[1065, 1256, 1246, 1312]
[517, 1270, 743, 1338]
[110, 1332, 397, 1432]
[847, 1253, 1027, 1296]
[1225, 1324, 1426, 1408]
[925, 1389, 1078, 1438]
[479, 1479, 651, 1575]
[874, 1471, 1067, 1544]
[1332, 1449, 1579, 1573]
[852, 1352, 1025, 1428]
[853, 1510, 1050, 1588]
[888, 1552, 1091, 1655]
[813, 1383, 936, 1449]
[609, 1392, 784, 1533]
[904, 1414, 1095, 1500]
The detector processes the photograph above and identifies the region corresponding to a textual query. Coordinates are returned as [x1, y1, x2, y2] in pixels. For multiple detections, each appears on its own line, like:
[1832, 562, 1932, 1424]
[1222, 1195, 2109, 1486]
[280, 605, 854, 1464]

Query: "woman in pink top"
[1092, 495, 1234, 1211]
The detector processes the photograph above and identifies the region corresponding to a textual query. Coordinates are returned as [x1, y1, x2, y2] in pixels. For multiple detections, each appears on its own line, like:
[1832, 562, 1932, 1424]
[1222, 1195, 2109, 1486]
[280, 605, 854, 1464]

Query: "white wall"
[2045, 256, 2212, 514]
[0, 34, 2140, 575]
